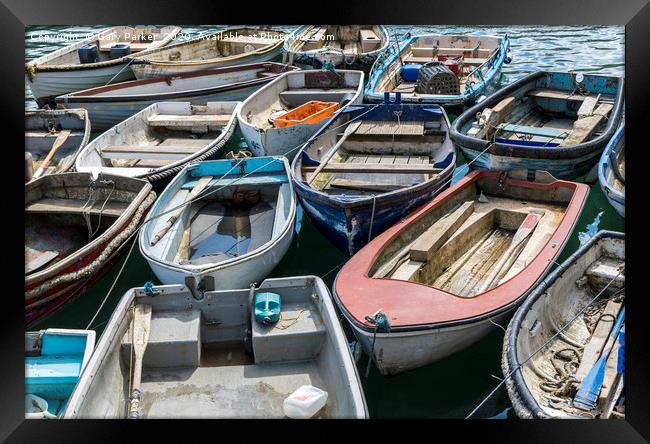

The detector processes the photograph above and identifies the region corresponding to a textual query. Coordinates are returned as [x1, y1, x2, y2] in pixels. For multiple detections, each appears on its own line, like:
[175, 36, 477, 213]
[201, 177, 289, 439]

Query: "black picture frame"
[2, 0, 648, 441]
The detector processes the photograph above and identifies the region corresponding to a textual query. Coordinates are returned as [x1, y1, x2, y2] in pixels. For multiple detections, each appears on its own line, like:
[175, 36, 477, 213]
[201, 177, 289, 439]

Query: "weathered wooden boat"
[598, 123, 625, 217]
[25, 26, 181, 106]
[139, 157, 296, 297]
[63, 276, 367, 418]
[283, 25, 391, 72]
[237, 69, 364, 160]
[25, 108, 90, 182]
[74, 101, 240, 191]
[365, 33, 511, 106]
[502, 230, 625, 419]
[55, 63, 298, 132]
[292, 97, 456, 256]
[25, 173, 156, 326]
[25, 328, 95, 418]
[450, 71, 625, 180]
[333, 169, 589, 375]
[129, 27, 287, 80]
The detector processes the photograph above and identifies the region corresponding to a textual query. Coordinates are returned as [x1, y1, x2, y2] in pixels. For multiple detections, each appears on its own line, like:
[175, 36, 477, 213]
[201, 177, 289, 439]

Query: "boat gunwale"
[333, 169, 589, 331]
[504, 230, 625, 418]
[138, 156, 297, 275]
[598, 122, 625, 204]
[282, 25, 392, 58]
[450, 71, 625, 159]
[54, 63, 299, 103]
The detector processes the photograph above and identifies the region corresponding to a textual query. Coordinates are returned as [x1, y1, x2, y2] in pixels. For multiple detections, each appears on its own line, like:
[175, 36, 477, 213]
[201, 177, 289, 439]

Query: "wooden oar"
[150, 175, 213, 246]
[307, 120, 361, 188]
[128, 304, 152, 419]
[33, 130, 71, 179]
[477, 211, 542, 293]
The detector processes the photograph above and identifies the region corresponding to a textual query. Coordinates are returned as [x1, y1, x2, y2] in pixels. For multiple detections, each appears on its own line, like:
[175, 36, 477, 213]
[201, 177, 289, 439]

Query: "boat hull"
[598, 123, 625, 217]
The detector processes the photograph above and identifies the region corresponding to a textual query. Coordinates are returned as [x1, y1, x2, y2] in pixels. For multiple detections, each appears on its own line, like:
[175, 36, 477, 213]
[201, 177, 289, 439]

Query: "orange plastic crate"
[273, 101, 339, 128]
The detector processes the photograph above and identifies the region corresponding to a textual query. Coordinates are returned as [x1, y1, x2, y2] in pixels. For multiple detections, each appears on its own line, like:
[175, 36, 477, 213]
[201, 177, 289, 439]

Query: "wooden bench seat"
[405, 55, 488, 66]
[411, 47, 492, 58]
[147, 114, 231, 127]
[102, 144, 200, 160]
[527, 89, 616, 103]
[26, 198, 129, 218]
[496, 123, 568, 139]
[303, 163, 442, 174]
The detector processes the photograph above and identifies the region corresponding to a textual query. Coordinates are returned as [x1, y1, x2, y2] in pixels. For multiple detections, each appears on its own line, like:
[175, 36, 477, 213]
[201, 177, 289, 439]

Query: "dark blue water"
[25, 25, 624, 418]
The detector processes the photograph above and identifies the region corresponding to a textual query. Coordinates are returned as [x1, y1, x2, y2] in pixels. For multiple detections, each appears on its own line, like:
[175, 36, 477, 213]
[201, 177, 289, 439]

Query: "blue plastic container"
[109, 43, 132, 59]
[254, 292, 281, 325]
[78, 44, 99, 64]
[400, 64, 422, 82]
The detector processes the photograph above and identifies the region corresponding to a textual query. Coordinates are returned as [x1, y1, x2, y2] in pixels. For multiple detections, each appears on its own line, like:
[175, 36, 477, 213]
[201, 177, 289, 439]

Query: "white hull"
[350, 310, 512, 375]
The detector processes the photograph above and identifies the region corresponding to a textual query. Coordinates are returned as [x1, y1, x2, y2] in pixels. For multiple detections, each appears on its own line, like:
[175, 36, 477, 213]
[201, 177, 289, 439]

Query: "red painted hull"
[334, 170, 590, 332]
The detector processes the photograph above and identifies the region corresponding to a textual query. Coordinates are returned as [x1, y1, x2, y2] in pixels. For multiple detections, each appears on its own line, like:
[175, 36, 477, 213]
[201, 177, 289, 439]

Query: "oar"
[573, 306, 625, 411]
[33, 130, 71, 179]
[128, 304, 152, 419]
[150, 175, 213, 246]
[307, 120, 361, 187]
[477, 211, 542, 293]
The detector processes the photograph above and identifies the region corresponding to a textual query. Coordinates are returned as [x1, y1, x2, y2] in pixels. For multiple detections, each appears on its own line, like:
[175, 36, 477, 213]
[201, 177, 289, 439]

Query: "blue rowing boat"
[365, 33, 511, 106]
[598, 122, 625, 217]
[291, 94, 456, 256]
[25, 329, 95, 418]
[450, 71, 624, 180]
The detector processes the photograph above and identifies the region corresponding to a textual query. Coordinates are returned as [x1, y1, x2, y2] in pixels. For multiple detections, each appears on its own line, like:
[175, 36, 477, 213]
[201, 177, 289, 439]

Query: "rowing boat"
[333, 169, 589, 375]
[292, 96, 456, 256]
[25, 108, 90, 181]
[74, 101, 240, 190]
[25, 328, 95, 418]
[450, 71, 624, 180]
[502, 230, 625, 418]
[139, 157, 296, 297]
[237, 69, 364, 160]
[63, 277, 367, 418]
[129, 27, 287, 80]
[26, 26, 181, 106]
[25, 172, 156, 326]
[55, 63, 298, 132]
[598, 123, 625, 217]
[283, 25, 391, 72]
[365, 33, 511, 106]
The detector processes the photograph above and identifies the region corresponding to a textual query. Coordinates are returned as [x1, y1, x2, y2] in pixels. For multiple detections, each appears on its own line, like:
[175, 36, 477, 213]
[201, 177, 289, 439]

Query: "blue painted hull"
[598, 123, 625, 217]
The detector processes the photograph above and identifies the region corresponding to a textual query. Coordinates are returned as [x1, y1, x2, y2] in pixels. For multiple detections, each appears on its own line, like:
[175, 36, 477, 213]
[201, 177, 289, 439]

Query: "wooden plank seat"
[147, 114, 231, 127]
[327, 179, 404, 192]
[26, 198, 129, 217]
[355, 120, 425, 136]
[496, 123, 568, 139]
[303, 163, 443, 174]
[411, 47, 492, 58]
[102, 144, 200, 160]
[404, 55, 488, 66]
[278, 89, 355, 105]
[527, 89, 616, 103]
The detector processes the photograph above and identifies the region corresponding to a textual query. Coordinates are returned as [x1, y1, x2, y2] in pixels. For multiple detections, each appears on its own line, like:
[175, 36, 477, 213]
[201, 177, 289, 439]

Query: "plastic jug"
[25, 394, 57, 419]
[254, 292, 281, 325]
[283, 385, 328, 419]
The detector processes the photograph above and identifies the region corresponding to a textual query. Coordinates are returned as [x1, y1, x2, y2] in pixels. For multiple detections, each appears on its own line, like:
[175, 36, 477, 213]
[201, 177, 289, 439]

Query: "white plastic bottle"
[283, 385, 328, 419]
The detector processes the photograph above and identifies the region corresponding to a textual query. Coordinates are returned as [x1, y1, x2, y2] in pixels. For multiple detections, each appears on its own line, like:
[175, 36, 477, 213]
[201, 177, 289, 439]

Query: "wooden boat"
[237, 70, 364, 160]
[25, 173, 156, 327]
[139, 157, 296, 297]
[502, 230, 625, 419]
[129, 27, 287, 80]
[283, 25, 391, 72]
[450, 71, 625, 180]
[365, 33, 511, 106]
[292, 98, 456, 256]
[333, 169, 589, 375]
[55, 63, 298, 132]
[25, 328, 95, 418]
[64, 276, 367, 418]
[74, 101, 240, 190]
[25, 26, 181, 106]
[25, 109, 90, 182]
[598, 123, 625, 217]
